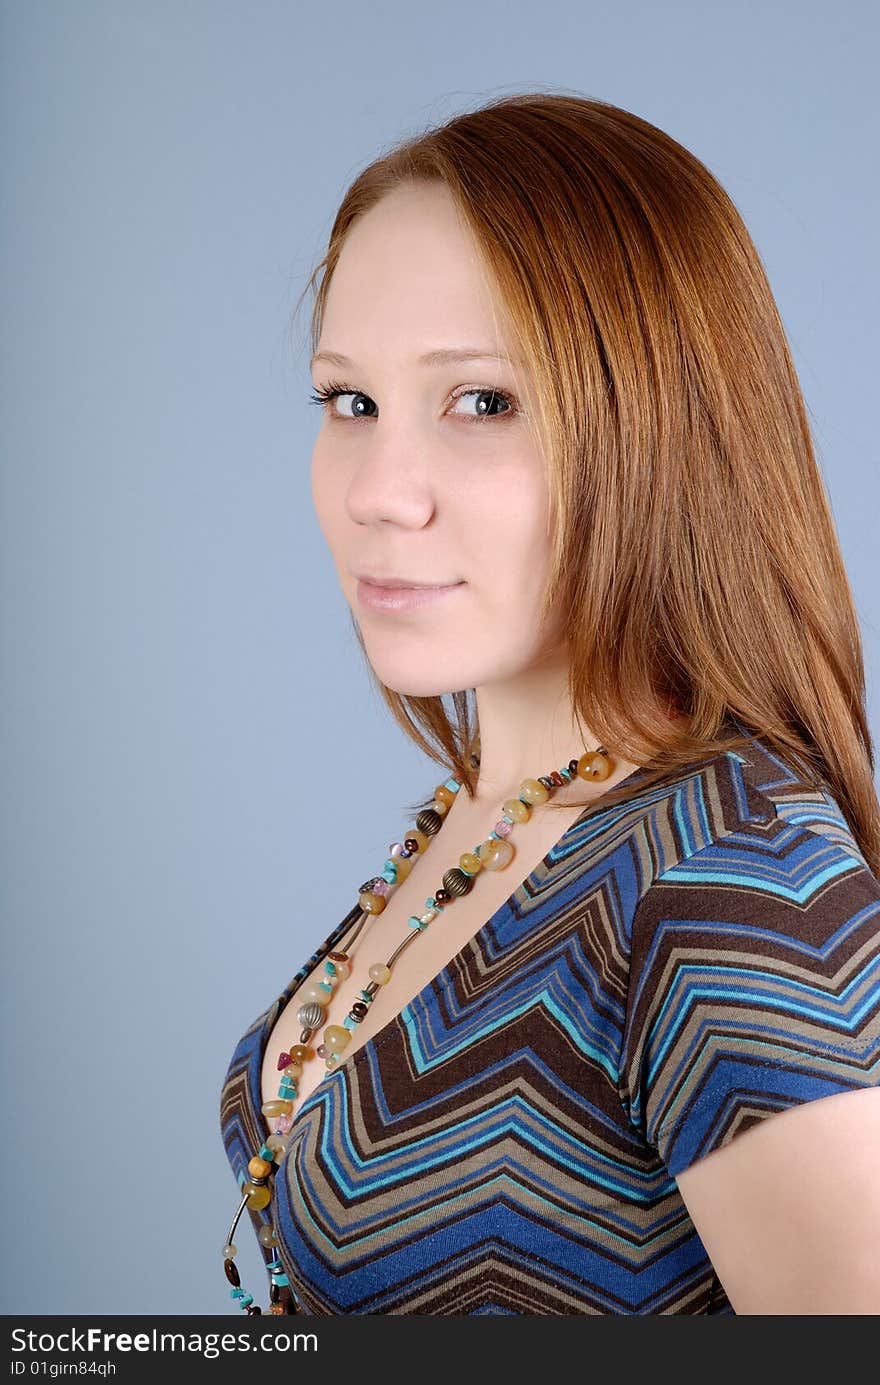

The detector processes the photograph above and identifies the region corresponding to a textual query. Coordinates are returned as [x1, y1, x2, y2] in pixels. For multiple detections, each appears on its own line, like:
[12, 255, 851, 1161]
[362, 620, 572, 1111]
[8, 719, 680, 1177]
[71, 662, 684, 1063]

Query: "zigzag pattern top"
[219, 724, 880, 1314]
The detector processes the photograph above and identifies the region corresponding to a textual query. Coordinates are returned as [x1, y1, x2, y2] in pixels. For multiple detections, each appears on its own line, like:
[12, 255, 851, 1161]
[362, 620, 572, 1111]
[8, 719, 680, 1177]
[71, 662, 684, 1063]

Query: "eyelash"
[307, 378, 518, 424]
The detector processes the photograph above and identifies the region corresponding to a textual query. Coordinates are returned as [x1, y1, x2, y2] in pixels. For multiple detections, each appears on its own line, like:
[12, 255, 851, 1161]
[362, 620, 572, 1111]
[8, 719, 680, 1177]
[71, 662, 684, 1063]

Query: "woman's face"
[310, 182, 563, 698]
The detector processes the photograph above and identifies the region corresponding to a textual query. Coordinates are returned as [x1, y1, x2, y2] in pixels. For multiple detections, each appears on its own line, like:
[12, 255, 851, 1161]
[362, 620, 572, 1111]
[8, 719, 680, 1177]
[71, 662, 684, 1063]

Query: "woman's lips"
[355, 579, 465, 612]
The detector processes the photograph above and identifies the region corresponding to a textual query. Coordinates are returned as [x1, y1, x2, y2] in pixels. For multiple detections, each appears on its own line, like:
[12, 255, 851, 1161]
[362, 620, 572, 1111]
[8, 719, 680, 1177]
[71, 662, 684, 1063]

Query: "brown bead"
[416, 808, 442, 835]
[328, 951, 349, 963]
[442, 867, 474, 897]
[550, 770, 564, 786]
[577, 750, 612, 782]
[248, 1156, 272, 1179]
[434, 887, 450, 905]
[269, 1303, 285, 1314]
[351, 1001, 369, 1017]
[246, 1305, 262, 1315]
[224, 1258, 241, 1287]
[269, 1282, 280, 1303]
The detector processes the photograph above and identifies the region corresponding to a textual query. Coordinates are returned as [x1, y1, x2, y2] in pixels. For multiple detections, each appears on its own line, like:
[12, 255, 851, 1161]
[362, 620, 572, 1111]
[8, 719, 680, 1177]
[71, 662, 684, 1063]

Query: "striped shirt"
[219, 726, 880, 1313]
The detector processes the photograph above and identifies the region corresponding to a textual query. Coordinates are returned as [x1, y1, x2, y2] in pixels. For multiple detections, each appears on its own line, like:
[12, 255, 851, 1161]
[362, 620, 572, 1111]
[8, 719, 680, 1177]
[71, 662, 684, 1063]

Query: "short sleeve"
[618, 824, 880, 1177]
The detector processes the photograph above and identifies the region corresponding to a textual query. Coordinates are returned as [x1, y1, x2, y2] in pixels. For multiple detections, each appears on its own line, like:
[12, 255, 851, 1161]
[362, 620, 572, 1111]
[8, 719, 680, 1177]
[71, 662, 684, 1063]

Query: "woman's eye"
[308, 386, 376, 419]
[449, 387, 515, 421]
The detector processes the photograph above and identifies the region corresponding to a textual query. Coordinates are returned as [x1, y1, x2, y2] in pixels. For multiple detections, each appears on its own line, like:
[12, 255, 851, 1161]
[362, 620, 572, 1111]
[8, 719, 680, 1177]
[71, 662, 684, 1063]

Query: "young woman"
[219, 93, 880, 1315]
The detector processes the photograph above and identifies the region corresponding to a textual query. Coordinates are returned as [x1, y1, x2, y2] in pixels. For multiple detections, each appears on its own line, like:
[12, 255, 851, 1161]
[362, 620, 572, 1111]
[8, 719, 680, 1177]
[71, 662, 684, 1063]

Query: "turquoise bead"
[230, 1288, 243, 1299]
[560, 767, 572, 780]
[343, 1015, 356, 1029]
[271, 1273, 290, 1287]
[381, 861, 398, 882]
[489, 830, 499, 840]
[444, 776, 460, 791]
[259, 1143, 274, 1161]
[407, 915, 425, 929]
[324, 960, 337, 975]
[359, 988, 371, 1002]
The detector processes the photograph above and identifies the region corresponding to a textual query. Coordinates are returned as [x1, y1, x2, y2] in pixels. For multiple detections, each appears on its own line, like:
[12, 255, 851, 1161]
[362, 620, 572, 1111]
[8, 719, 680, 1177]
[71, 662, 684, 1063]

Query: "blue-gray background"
[2, 0, 877, 1316]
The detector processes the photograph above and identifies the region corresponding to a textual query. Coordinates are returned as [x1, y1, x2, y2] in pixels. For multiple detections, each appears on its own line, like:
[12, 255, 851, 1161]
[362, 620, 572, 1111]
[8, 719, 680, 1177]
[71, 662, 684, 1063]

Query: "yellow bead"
[261, 1099, 293, 1118]
[288, 1044, 311, 1062]
[359, 890, 386, 914]
[392, 854, 414, 881]
[243, 1181, 271, 1211]
[431, 799, 448, 816]
[480, 837, 515, 870]
[434, 784, 456, 808]
[283, 1062, 303, 1079]
[519, 777, 549, 804]
[459, 851, 482, 875]
[303, 980, 332, 1004]
[323, 1025, 351, 1052]
[248, 1156, 272, 1179]
[502, 797, 530, 823]
[327, 951, 351, 980]
[577, 750, 612, 781]
[369, 962, 391, 984]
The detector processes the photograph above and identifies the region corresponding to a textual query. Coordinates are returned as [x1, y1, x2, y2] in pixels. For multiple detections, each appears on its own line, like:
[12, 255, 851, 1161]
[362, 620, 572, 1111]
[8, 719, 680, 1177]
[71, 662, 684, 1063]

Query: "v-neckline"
[252, 762, 653, 1123]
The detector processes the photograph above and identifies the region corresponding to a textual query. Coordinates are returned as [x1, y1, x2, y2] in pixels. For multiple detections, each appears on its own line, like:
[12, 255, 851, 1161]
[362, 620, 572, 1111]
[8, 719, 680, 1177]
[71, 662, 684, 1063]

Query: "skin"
[307, 181, 880, 1312]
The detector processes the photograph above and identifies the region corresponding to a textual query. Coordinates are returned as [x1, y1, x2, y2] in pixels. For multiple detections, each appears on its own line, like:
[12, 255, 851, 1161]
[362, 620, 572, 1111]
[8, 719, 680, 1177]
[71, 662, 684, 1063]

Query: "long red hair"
[294, 93, 880, 874]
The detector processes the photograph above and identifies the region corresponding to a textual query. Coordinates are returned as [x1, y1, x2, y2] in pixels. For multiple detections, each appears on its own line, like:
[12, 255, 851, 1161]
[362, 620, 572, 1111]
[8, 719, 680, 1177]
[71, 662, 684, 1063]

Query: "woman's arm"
[675, 1086, 880, 1313]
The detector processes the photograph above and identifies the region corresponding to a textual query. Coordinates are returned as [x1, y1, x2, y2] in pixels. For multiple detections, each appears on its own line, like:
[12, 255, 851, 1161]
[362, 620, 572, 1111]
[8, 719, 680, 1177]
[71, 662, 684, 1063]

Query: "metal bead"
[416, 808, 443, 835]
[442, 867, 474, 897]
[297, 1001, 325, 1029]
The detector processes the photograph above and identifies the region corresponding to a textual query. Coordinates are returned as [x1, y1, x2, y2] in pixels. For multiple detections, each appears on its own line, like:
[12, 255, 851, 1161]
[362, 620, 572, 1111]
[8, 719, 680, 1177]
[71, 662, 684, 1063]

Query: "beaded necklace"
[223, 741, 617, 1314]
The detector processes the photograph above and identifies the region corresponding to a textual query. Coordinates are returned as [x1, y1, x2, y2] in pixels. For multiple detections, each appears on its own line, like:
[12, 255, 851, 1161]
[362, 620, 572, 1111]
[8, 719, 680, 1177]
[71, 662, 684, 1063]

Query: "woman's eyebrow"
[310, 347, 520, 369]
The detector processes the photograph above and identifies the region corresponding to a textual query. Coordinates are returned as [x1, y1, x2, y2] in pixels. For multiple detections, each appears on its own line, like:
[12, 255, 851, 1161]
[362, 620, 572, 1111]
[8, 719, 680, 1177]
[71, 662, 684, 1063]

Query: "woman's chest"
[259, 850, 532, 1115]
